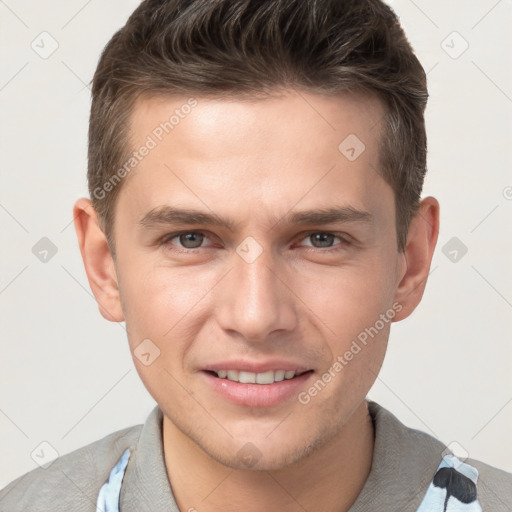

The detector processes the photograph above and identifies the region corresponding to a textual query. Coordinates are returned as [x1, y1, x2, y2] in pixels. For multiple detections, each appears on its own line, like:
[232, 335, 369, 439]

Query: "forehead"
[128, 89, 384, 161]
[116, 89, 391, 232]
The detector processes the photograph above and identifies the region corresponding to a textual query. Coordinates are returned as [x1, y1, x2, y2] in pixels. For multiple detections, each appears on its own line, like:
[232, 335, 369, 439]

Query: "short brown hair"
[88, 0, 428, 258]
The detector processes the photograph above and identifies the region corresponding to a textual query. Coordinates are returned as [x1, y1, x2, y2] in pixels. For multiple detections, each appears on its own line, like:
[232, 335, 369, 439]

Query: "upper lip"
[202, 360, 312, 374]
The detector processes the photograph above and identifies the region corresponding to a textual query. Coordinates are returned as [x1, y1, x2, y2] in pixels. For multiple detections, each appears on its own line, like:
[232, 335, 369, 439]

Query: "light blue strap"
[416, 454, 482, 512]
[96, 448, 131, 512]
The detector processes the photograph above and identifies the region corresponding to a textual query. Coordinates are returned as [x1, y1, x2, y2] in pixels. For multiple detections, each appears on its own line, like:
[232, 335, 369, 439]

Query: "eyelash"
[159, 230, 351, 253]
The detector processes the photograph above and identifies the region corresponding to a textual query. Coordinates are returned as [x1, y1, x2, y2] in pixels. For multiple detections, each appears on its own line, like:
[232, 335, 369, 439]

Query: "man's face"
[112, 89, 406, 470]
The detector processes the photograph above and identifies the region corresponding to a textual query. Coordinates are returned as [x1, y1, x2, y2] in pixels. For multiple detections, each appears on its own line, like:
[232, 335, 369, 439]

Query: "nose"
[215, 244, 298, 343]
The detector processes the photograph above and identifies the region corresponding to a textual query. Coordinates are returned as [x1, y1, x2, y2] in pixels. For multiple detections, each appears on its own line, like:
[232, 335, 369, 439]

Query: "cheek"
[117, 260, 218, 358]
[116, 264, 205, 401]
[294, 255, 397, 337]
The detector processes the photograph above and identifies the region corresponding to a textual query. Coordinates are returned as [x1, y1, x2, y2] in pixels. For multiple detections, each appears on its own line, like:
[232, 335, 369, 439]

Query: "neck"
[163, 400, 374, 512]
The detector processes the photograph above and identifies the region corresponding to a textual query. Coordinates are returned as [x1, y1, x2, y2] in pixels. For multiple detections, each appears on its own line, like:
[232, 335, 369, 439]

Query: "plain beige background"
[1, 0, 511, 488]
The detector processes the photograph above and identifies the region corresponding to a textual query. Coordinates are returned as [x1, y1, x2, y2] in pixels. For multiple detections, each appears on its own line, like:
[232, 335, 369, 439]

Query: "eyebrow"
[138, 205, 373, 231]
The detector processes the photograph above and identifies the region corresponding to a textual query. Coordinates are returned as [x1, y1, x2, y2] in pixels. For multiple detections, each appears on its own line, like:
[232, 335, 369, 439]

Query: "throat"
[161, 400, 375, 512]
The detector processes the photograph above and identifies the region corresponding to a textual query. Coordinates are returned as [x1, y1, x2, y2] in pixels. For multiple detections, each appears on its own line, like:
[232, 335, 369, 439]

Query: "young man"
[1, 0, 510, 510]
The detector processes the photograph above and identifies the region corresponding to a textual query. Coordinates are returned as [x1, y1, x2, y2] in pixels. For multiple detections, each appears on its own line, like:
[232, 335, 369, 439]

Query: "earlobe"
[392, 196, 440, 322]
[73, 198, 124, 322]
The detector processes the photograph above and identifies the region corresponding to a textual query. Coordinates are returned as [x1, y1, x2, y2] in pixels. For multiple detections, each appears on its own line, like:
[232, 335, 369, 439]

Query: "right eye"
[160, 231, 212, 251]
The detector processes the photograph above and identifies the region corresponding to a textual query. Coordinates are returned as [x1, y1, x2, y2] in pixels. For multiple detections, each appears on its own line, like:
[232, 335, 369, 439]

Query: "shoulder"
[464, 456, 512, 509]
[367, 400, 512, 510]
[0, 423, 142, 512]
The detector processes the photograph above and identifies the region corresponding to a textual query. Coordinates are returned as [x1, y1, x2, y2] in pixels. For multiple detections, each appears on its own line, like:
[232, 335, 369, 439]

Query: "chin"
[203, 434, 322, 472]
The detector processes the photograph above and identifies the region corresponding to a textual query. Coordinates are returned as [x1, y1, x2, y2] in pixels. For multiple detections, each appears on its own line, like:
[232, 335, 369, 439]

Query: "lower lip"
[202, 371, 314, 407]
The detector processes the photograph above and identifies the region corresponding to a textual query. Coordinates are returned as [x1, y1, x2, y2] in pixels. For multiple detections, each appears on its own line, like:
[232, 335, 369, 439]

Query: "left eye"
[298, 232, 345, 249]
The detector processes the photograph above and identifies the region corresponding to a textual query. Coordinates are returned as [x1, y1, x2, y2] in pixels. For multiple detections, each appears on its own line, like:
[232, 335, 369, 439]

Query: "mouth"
[202, 368, 314, 407]
[204, 369, 313, 385]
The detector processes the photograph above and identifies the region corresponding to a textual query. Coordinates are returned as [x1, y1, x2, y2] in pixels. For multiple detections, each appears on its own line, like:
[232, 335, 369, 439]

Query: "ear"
[73, 198, 124, 322]
[392, 196, 440, 322]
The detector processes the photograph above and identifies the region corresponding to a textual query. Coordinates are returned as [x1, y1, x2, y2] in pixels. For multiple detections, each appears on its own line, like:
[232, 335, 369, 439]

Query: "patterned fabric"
[417, 454, 482, 511]
[95, 448, 131, 512]
[95, 449, 483, 511]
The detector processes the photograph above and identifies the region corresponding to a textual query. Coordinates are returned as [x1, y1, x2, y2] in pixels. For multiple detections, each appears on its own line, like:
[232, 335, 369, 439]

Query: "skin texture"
[74, 89, 439, 512]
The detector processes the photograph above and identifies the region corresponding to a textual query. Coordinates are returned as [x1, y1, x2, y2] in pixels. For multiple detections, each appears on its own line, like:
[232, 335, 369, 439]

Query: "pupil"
[313, 233, 333, 247]
[181, 233, 203, 248]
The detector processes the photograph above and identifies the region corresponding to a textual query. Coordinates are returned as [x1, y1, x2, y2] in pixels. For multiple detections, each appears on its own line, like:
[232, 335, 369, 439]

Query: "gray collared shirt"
[1, 401, 511, 511]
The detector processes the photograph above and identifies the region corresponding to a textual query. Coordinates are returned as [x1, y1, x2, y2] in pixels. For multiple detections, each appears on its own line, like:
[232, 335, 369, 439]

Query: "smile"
[210, 369, 311, 384]
[203, 369, 314, 407]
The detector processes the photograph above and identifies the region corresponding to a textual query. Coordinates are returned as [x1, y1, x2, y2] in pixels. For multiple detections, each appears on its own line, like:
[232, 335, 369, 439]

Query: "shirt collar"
[348, 400, 445, 511]
[119, 400, 444, 511]
[120, 405, 180, 512]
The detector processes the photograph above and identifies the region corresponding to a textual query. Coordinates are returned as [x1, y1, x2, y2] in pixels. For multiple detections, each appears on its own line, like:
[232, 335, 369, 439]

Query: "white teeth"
[227, 370, 239, 382]
[274, 370, 285, 382]
[256, 370, 274, 384]
[213, 369, 306, 384]
[239, 371, 256, 384]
